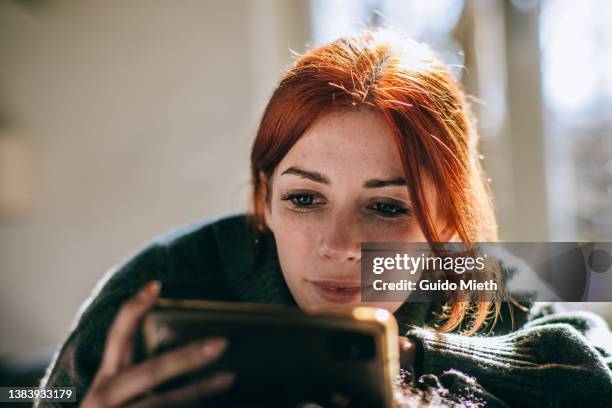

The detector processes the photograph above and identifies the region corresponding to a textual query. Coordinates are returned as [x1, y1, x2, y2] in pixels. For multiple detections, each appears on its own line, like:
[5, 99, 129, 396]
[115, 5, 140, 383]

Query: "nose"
[317, 215, 361, 263]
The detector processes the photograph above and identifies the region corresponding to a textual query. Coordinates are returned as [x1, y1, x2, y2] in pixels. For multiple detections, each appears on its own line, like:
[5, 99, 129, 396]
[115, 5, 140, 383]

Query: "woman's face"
[264, 108, 451, 312]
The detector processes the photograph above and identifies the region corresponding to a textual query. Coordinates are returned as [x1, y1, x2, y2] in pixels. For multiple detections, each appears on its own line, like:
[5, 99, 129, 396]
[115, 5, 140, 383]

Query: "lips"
[309, 279, 366, 304]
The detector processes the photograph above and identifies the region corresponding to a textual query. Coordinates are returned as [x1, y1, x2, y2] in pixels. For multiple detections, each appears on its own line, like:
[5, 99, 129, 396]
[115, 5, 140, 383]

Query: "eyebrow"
[280, 166, 407, 188]
[281, 167, 330, 184]
[363, 177, 407, 188]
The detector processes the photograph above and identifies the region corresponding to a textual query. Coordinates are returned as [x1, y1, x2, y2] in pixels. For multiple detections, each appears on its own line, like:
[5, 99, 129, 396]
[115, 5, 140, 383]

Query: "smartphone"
[141, 298, 399, 408]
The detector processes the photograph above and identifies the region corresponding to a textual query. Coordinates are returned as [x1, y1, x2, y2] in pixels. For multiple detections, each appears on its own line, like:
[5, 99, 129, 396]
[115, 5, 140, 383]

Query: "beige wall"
[0, 0, 310, 356]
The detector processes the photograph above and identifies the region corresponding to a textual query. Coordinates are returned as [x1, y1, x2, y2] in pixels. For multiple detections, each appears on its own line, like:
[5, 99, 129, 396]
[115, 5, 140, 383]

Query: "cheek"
[387, 222, 426, 241]
[359, 217, 428, 242]
[270, 204, 319, 242]
[269, 207, 320, 273]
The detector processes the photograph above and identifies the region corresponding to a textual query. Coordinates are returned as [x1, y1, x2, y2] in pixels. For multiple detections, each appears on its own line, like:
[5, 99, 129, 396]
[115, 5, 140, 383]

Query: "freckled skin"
[264, 108, 453, 312]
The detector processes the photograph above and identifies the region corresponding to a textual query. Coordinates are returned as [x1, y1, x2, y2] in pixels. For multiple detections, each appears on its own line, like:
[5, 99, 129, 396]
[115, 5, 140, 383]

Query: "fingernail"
[138, 281, 161, 302]
[201, 337, 227, 357]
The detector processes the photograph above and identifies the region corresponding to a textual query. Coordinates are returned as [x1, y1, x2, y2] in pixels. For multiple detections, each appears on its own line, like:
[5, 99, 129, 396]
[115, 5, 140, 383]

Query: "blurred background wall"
[1, 0, 611, 361]
[0, 0, 311, 358]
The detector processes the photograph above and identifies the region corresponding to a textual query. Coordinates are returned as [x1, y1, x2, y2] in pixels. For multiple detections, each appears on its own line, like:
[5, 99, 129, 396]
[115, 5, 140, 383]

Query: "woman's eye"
[368, 201, 411, 217]
[281, 193, 323, 209]
[292, 194, 314, 206]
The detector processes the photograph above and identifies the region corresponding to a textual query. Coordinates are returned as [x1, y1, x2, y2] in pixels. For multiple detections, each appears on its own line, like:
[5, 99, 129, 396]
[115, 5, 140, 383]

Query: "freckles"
[275, 213, 320, 246]
[361, 221, 423, 242]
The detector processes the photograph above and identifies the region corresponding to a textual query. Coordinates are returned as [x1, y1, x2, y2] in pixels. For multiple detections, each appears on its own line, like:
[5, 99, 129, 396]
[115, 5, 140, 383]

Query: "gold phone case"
[142, 298, 399, 407]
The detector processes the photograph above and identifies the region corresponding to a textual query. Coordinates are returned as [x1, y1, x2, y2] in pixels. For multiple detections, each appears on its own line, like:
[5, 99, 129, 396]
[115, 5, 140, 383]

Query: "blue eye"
[368, 202, 411, 217]
[291, 194, 314, 206]
[281, 193, 320, 209]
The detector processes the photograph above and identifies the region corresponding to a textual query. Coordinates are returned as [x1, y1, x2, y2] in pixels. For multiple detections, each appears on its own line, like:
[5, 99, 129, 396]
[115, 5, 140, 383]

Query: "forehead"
[275, 109, 404, 179]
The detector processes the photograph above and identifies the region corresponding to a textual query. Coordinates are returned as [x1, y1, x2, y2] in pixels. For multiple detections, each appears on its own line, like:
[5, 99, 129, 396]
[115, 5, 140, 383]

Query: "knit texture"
[406, 312, 612, 407]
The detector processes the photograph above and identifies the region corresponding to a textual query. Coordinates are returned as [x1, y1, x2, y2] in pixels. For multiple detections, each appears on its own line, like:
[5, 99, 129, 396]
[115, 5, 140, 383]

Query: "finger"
[95, 281, 161, 383]
[105, 337, 228, 406]
[126, 372, 235, 408]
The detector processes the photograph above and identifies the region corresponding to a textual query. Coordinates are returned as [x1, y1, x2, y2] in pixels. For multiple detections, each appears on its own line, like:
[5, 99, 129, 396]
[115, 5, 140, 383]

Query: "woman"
[39, 30, 611, 407]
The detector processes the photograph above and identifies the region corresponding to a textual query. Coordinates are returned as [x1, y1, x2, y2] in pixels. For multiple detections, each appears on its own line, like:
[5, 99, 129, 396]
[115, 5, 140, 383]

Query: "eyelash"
[366, 201, 412, 217]
[280, 192, 325, 212]
[280, 192, 412, 218]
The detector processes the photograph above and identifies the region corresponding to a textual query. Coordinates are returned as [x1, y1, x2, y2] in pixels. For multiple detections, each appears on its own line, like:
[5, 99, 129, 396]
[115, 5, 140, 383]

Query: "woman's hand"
[82, 281, 234, 407]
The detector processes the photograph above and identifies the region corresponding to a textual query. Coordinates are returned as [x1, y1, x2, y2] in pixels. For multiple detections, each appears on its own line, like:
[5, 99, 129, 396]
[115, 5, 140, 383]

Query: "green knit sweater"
[39, 214, 612, 407]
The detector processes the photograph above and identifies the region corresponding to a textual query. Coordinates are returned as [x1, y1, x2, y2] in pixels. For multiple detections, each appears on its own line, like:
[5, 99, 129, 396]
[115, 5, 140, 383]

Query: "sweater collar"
[213, 216, 296, 305]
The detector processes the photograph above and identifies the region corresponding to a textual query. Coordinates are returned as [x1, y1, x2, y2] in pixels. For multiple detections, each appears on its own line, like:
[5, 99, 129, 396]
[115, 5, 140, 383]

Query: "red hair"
[249, 29, 499, 334]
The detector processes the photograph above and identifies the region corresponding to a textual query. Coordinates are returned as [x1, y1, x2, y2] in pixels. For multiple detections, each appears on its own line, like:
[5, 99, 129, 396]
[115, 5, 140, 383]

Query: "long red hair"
[249, 29, 499, 334]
